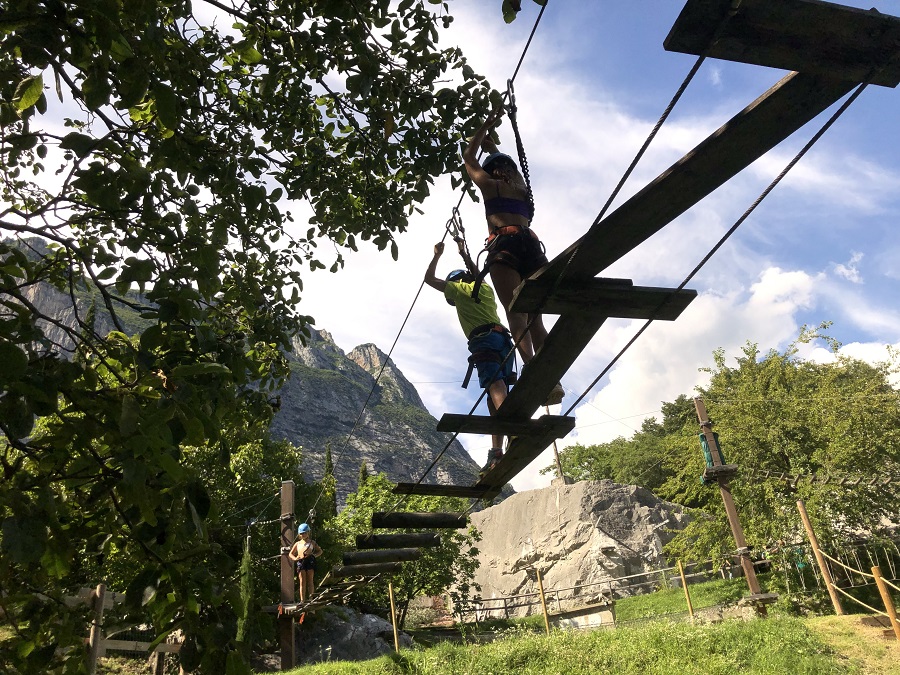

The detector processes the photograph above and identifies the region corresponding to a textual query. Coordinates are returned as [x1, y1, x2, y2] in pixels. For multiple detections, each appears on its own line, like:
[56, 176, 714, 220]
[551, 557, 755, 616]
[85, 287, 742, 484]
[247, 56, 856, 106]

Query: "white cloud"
[832, 251, 864, 283]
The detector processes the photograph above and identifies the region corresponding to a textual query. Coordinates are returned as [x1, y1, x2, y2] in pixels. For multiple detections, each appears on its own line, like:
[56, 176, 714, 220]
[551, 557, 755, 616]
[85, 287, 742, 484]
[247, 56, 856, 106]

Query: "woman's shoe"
[479, 447, 504, 479]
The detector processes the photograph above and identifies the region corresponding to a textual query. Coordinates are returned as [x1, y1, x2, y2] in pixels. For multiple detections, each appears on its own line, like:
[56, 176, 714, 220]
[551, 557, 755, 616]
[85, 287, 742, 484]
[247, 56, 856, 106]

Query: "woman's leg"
[528, 312, 548, 356]
[303, 569, 315, 599]
[297, 572, 306, 602]
[489, 263, 534, 362]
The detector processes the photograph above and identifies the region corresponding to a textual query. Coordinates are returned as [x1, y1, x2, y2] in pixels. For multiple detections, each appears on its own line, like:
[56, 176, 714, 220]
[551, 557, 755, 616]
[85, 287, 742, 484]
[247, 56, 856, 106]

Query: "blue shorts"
[467, 330, 515, 389]
[296, 557, 316, 572]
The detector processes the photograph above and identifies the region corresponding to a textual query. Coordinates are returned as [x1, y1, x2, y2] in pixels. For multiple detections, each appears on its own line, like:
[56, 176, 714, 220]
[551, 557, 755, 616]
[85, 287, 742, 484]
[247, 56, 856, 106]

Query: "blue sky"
[299, 0, 900, 492]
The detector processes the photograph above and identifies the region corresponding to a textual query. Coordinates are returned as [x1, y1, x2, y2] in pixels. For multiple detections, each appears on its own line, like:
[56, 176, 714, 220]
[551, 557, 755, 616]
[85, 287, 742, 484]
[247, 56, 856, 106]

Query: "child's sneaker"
[479, 448, 504, 479]
[544, 383, 564, 406]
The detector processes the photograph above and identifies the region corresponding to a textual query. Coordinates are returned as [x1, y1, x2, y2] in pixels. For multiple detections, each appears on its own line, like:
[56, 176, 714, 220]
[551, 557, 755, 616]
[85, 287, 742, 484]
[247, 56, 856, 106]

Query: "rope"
[563, 81, 868, 416]
[830, 583, 888, 616]
[820, 550, 875, 579]
[882, 577, 900, 594]
[506, 80, 535, 219]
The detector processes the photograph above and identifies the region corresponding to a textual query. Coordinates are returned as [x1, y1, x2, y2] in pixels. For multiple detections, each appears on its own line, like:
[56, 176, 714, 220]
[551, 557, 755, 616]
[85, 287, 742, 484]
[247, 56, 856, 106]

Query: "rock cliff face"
[468, 480, 689, 615]
[269, 329, 480, 502]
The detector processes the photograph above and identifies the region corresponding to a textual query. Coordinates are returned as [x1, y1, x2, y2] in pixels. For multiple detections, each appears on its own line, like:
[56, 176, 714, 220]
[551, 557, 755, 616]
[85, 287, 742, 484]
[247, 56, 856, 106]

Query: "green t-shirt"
[444, 280, 505, 337]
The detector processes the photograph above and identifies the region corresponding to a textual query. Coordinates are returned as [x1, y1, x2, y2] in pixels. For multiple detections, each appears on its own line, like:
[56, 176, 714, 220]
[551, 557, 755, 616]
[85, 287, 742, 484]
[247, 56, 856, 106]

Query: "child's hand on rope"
[434, 242, 445, 256]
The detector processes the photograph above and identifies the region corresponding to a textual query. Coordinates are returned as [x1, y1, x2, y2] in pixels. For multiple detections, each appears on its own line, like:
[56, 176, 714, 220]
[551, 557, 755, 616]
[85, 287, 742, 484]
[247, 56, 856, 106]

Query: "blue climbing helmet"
[481, 152, 516, 175]
[445, 269, 472, 306]
[298, 523, 310, 534]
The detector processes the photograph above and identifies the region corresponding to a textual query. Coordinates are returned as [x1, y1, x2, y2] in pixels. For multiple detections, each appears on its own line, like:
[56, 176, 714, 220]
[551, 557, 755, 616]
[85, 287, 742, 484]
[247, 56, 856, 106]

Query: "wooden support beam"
[356, 533, 441, 549]
[665, 0, 900, 87]
[343, 548, 422, 566]
[476, 419, 575, 489]
[512, 279, 697, 320]
[392, 482, 497, 499]
[436, 413, 575, 438]
[526, 72, 857, 290]
[372, 511, 467, 530]
[332, 562, 403, 579]
[278, 480, 295, 670]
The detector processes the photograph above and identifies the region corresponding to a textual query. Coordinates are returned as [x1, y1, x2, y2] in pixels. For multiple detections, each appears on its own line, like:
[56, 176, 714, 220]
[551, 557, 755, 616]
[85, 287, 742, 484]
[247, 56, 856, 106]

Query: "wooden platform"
[437, 413, 575, 438]
[512, 279, 697, 320]
[665, 0, 900, 87]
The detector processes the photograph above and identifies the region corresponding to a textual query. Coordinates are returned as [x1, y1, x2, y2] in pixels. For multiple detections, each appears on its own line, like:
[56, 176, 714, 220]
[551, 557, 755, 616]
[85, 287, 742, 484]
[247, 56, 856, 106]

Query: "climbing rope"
[310, 2, 552, 513]
[506, 79, 535, 219]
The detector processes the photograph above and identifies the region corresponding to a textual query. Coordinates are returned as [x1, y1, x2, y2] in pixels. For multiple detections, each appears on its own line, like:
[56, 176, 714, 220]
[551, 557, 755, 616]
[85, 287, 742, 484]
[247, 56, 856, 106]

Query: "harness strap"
[462, 350, 503, 389]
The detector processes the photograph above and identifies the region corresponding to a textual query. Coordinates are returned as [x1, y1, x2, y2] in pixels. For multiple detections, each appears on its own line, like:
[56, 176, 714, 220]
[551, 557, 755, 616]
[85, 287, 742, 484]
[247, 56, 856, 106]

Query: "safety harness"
[461, 323, 515, 389]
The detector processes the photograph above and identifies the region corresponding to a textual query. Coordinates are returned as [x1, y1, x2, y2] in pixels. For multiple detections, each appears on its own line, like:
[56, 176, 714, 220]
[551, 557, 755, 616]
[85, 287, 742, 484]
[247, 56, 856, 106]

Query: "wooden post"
[86, 583, 106, 674]
[279, 480, 296, 670]
[535, 569, 551, 636]
[693, 399, 764, 605]
[872, 566, 900, 641]
[796, 499, 844, 616]
[502, 597, 509, 619]
[678, 561, 694, 620]
[388, 582, 401, 652]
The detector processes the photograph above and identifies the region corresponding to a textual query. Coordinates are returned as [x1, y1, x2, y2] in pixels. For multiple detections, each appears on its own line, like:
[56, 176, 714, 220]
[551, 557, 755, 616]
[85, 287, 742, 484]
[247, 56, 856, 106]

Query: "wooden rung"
[474, 430, 563, 489]
[356, 533, 441, 549]
[392, 482, 498, 499]
[665, 0, 900, 88]
[343, 548, 422, 566]
[741, 592, 780, 605]
[702, 464, 739, 481]
[512, 279, 697, 320]
[371, 511, 467, 530]
[331, 562, 402, 578]
[436, 413, 575, 438]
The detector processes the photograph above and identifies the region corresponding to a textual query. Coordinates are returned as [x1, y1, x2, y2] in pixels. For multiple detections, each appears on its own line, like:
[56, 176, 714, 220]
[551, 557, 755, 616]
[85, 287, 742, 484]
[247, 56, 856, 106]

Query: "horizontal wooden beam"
[665, 0, 900, 87]
[392, 482, 497, 499]
[371, 511, 467, 530]
[531, 72, 857, 288]
[343, 548, 422, 566]
[356, 533, 441, 549]
[436, 413, 575, 438]
[332, 562, 402, 579]
[476, 427, 567, 489]
[512, 279, 697, 319]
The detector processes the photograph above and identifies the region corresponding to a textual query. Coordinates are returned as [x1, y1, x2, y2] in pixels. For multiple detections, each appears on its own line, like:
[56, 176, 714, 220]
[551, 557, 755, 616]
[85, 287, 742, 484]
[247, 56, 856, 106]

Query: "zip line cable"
[564, 82, 869, 417]
[309, 3, 552, 513]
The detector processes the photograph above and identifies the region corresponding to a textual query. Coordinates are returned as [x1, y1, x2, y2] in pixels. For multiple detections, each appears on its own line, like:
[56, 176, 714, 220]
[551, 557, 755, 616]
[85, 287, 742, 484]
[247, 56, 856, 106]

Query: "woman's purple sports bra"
[483, 183, 533, 220]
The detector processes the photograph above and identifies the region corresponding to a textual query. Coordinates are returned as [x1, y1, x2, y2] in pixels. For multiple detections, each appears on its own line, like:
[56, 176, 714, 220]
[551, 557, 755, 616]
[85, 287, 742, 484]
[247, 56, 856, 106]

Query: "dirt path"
[807, 615, 900, 675]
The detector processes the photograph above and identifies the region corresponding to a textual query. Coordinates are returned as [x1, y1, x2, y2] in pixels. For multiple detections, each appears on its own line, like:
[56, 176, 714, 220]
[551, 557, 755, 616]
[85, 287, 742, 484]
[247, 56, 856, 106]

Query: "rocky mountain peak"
[347, 343, 424, 408]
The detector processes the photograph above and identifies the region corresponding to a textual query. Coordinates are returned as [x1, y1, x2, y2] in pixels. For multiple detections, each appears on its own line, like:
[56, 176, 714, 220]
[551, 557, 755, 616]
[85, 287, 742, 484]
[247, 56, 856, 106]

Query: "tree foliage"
[330, 473, 481, 628]
[0, 1, 497, 671]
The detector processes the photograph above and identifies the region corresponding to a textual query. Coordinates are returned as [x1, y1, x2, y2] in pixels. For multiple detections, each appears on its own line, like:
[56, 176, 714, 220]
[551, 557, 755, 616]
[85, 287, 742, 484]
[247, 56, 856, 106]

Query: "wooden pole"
[535, 569, 551, 636]
[693, 398, 763, 601]
[678, 561, 694, 620]
[279, 480, 296, 670]
[797, 499, 843, 615]
[388, 582, 401, 652]
[546, 405, 566, 479]
[872, 566, 900, 641]
[86, 583, 106, 674]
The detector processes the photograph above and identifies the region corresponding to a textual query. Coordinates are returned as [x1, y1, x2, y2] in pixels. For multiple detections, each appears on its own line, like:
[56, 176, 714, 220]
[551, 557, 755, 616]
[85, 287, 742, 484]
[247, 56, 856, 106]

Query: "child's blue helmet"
[298, 523, 310, 534]
[482, 152, 516, 174]
[445, 269, 471, 306]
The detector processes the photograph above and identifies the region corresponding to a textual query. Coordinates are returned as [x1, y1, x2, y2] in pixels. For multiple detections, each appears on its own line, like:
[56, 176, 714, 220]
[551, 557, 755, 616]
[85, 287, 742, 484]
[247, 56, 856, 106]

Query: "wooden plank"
[476, 425, 568, 489]
[356, 533, 441, 549]
[392, 482, 497, 498]
[332, 562, 403, 578]
[526, 72, 857, 291]
[665, 0, 900, 87]
[496, 315, 607, 420]
[372, 511, 467, 529]
[101, 639, 182, 654]
[512, 279, 697, 319]
[344, 548, 422, 566]
[436, 413, 575, 438]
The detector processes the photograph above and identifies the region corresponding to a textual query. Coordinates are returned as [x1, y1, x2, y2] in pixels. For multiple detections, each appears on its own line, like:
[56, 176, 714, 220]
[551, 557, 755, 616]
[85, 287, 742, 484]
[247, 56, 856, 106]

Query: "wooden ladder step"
[356, 533, 441, 549]
[665, 0, 900, 88]
[436, 413, 575, 438]
[343, 548, 422, 566]
[512, 279, 697, 320]
[392, 482, 499, 499]
[371, 511, 467, 529]
[331, 562, 402, 579]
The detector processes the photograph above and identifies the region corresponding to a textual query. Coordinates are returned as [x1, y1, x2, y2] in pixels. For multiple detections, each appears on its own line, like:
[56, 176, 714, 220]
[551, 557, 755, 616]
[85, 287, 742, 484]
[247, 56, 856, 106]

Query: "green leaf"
[119, 395, 141, 435]
[153, 83, 178, 129]
[82, 66, 112, 109]
[14, 74, 44, 112]
[117, 57, 150, 108]
[59, 132, 95, 159]
[171, 362, 232, 377]
[2, 515, 46, 564]
[0, 340, 28, 382]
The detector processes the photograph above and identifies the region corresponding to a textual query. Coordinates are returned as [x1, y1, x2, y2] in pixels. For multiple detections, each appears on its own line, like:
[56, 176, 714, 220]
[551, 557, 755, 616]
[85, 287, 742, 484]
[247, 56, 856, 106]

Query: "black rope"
[564, 82, 869, 417]
[506, 80, 535, 219]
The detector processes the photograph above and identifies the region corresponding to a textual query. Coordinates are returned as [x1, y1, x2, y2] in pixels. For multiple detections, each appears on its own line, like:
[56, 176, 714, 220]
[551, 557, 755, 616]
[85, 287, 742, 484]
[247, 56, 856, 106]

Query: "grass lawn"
[281, 616, 862, 675]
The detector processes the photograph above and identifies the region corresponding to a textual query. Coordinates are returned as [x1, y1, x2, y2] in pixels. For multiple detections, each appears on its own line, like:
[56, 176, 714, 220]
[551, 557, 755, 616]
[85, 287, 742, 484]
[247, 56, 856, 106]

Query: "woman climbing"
[289, 523, 323, 607]
[463, 105, 564, 405]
